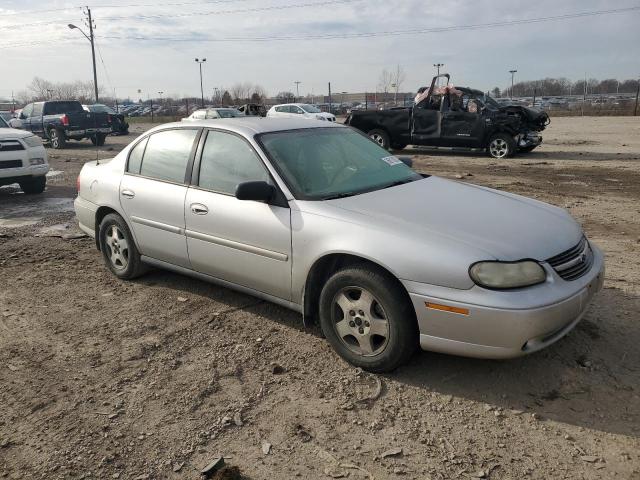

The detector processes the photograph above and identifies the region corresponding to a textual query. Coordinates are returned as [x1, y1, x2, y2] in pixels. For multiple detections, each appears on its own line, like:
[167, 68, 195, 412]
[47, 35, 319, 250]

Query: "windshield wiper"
[380, 178, 416, 190]
[322, 191, 361, 200]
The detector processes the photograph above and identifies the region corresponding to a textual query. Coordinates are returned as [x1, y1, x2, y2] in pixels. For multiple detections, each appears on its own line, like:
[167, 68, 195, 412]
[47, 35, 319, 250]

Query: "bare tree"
[391, 65, 406, 105]
[276, 91, 295, 103]
[377, 69, 393, 103]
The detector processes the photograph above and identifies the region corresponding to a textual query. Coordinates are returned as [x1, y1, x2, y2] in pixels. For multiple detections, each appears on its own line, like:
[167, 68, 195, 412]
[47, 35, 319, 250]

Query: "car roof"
[151, 117, 344, 135]
[271, 103, 312, 108]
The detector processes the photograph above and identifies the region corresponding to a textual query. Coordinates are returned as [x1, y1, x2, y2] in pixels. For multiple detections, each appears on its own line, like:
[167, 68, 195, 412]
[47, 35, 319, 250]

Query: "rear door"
[185, 129, 292, 300]
[119, 127, 201, 268]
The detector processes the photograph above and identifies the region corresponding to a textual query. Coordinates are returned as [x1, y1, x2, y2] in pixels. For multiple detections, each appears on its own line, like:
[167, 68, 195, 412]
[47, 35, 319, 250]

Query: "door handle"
[191, 203, 209, 215]
[121, 189, 135, 199]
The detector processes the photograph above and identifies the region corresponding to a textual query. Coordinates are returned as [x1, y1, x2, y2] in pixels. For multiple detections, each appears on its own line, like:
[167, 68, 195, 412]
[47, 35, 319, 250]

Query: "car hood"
[0, 128, 32, 139]
[322, 176, 582, 261]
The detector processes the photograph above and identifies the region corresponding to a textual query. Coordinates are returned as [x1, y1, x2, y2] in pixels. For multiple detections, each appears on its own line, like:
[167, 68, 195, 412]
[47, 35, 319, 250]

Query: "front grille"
[546, 237, 593, 281]
[0, 160, 23, 169]
[0, 140, 25, 152]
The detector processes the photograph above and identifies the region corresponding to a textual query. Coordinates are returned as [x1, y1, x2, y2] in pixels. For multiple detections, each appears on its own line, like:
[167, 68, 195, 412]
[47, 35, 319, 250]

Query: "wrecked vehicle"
[346, 74, 550, 159]
[238, 103, 267, 117]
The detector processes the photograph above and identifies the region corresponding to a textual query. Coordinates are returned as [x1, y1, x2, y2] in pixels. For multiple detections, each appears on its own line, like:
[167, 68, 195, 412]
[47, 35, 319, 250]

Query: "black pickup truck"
[346, 74, 550, 159]
[17, 100, 112, 149]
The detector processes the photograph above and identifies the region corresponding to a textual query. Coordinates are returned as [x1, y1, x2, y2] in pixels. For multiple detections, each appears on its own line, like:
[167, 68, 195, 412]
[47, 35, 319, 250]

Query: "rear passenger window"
[127, 137, 148, 174]
[138, 129, 198, 183]
[198, 131, 270, 195]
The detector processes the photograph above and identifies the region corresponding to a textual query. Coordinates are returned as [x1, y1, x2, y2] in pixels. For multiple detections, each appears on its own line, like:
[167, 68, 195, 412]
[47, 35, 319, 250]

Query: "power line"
[1, 5, 639, 48]
[0, 0, 249, 16]
[94, 5, 640, 43]
[0, 0, 356, 29]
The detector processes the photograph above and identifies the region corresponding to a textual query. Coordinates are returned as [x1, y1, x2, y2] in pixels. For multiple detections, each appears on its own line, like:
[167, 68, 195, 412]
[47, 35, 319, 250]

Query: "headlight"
[469, 260, 546, 289]
[316, 115, 326, 121]
[23, 135, 43, 148]
[29, 158, 45, 165]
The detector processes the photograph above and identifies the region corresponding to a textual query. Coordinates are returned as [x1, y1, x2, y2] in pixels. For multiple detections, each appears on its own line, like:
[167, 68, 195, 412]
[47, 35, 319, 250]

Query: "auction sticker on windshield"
[381, 156, 402, 166]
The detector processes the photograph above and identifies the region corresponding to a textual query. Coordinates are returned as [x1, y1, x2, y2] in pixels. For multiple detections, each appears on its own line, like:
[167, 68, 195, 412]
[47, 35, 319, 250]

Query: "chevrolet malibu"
[74, 118, 604, 372]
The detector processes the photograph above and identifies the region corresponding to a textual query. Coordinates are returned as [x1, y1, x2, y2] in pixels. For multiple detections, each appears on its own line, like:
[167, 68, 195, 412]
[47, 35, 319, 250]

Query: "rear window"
[43, 101, 84, 115]
[138, 129, 198, 183]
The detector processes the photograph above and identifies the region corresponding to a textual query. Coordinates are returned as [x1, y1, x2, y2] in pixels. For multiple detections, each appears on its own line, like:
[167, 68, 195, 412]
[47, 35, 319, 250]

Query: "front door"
[119, 127, 200, 269]
[411, 96, 442, 145]
[440, 95, 485, 147]
[185, 129, 292, 300]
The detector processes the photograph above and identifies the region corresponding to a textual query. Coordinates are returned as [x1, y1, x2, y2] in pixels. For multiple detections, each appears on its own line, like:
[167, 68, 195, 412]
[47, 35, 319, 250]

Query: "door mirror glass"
[235, 181, 274, 202]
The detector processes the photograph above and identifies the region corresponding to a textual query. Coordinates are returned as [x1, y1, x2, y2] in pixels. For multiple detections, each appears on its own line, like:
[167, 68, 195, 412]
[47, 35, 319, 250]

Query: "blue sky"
[1, 0, 639, 100]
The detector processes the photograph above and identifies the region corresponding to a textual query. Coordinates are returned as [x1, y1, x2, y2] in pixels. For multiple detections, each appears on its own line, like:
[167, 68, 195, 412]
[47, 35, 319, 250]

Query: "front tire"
[487, 133, 516, 159]
[368, 129, 390, 150]
[319, 265, 418, 373]
[98, 213, 146, 279]
[49, 128, 66, 149]
[19, 176, 46, 194]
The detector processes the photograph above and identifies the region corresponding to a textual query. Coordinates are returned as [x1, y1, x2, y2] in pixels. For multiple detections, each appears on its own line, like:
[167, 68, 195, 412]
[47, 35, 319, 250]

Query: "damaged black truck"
[345, 74, 550, 159]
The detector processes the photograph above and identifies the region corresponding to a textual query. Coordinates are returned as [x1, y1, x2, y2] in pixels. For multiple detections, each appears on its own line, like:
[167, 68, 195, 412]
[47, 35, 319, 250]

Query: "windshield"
[481, 94, 500, 108]
[217, 109, 244, 118]
[300, 104, 321, 113]
[88, 104, 116, 114]
[259, 127, 421, 200]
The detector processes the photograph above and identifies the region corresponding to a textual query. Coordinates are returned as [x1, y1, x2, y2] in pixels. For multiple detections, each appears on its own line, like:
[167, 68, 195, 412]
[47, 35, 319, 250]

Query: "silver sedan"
[74, 118, 604, 372]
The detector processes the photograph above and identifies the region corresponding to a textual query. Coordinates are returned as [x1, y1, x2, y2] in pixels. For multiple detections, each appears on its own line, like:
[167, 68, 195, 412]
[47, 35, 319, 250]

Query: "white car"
[0, 116, 49, 194]
[267, 103, 335, 122]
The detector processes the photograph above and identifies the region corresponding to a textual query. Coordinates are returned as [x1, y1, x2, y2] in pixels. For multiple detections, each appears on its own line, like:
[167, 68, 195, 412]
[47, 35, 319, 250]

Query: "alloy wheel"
[104, 225, 129, 270]
[370, 133, 385, 147]
[489, 138, 508, 158]
[331, 286, 390, 357]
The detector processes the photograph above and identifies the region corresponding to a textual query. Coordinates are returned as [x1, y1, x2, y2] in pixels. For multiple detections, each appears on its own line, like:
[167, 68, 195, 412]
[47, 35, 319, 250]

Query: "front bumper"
[0, 145, 49, 185]
[518, 131, 542, 148]
[403, 244, 605, 359]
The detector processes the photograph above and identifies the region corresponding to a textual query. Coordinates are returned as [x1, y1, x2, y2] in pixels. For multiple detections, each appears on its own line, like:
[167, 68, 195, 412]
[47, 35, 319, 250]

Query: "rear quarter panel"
[349, 110, 412, 142]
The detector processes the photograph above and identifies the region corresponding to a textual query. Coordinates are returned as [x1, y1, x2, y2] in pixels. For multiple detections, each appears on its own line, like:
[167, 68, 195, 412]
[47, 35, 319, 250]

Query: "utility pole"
[68, 8, 98, 102]
[328, 82, 332, 114]
[634, 77, 639, 116]
[195, 58, 206, 108]
[294, 81, 301, 102]
[509, 69, 517, 99]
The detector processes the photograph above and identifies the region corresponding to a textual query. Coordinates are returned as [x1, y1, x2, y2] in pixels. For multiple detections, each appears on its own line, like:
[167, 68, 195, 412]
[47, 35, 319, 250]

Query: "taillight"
[76, 175, 80, 193]
[61, 114, 69, 126]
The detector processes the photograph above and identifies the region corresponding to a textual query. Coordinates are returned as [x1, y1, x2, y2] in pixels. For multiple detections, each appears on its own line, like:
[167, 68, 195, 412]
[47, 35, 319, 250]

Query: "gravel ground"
[1, 117, 639, 480]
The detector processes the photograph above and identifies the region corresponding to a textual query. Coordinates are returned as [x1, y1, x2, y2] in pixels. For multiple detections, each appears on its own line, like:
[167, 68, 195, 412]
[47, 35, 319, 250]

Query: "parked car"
[346, 74, 550, 158]
[84, 104, 129, 135]
[17, 100, 111, 149]
[182, 108, 245, 121]
[0, 116, 49, 193]
[267, 103, 336, 122]
[238, 103, 267, 117]
[74, 117, 603, 372]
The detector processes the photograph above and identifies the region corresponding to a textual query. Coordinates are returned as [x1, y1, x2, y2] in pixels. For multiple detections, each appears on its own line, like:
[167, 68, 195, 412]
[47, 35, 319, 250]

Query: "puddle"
[0, 217, 43, 228]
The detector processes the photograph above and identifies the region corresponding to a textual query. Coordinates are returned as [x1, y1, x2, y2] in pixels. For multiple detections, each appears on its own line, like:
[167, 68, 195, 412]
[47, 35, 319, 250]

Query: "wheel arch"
[302, 252, 415, 326]
[94, 206, 137, 252]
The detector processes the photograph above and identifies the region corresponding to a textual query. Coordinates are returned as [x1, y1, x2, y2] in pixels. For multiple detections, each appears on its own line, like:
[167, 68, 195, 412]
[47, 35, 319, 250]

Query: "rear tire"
[91, 134, 107, 146]
[319, 265, 418, 373]
[487, 133, 516, 159]
[49, 128, 66, 149]
[98, 213, 146, 280]
[19, 176, 46, 194]
[368, 129, 390, 150]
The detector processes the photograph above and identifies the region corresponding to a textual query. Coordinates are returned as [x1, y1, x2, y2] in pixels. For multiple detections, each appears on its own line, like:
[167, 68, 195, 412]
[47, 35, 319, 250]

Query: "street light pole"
[68, 8, 99, 103]
[509, 69, 517, 99]
[195, 58, 206, 108]
[294, 81, 301, 102]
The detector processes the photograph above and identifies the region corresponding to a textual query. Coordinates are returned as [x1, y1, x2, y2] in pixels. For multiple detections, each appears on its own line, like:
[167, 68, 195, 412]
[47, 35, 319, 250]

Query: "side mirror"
[235, 181, 274, 202]
[398, 156, 413, 168]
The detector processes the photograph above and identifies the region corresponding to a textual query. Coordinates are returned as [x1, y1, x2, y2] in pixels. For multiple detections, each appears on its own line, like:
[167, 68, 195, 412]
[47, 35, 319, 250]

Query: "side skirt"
[140, 255, 303, 314]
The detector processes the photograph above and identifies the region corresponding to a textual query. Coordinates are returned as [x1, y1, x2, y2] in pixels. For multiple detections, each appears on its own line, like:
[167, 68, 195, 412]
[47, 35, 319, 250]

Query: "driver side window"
[22, 104, 34, 118]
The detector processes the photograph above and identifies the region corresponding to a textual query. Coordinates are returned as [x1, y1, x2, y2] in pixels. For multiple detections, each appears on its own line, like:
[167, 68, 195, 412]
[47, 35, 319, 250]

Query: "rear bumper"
[74, 196, 97, 238]
[403, 245, 605, 359]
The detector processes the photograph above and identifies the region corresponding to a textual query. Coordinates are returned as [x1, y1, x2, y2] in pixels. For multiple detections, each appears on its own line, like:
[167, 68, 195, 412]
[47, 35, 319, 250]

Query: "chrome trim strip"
[130, 216, 184, 235]
[185, 229, 289, 262]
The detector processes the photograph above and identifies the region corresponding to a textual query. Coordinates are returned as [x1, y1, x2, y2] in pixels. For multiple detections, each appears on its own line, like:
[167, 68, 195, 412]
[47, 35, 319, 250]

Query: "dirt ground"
[1, 117, 639, 480]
